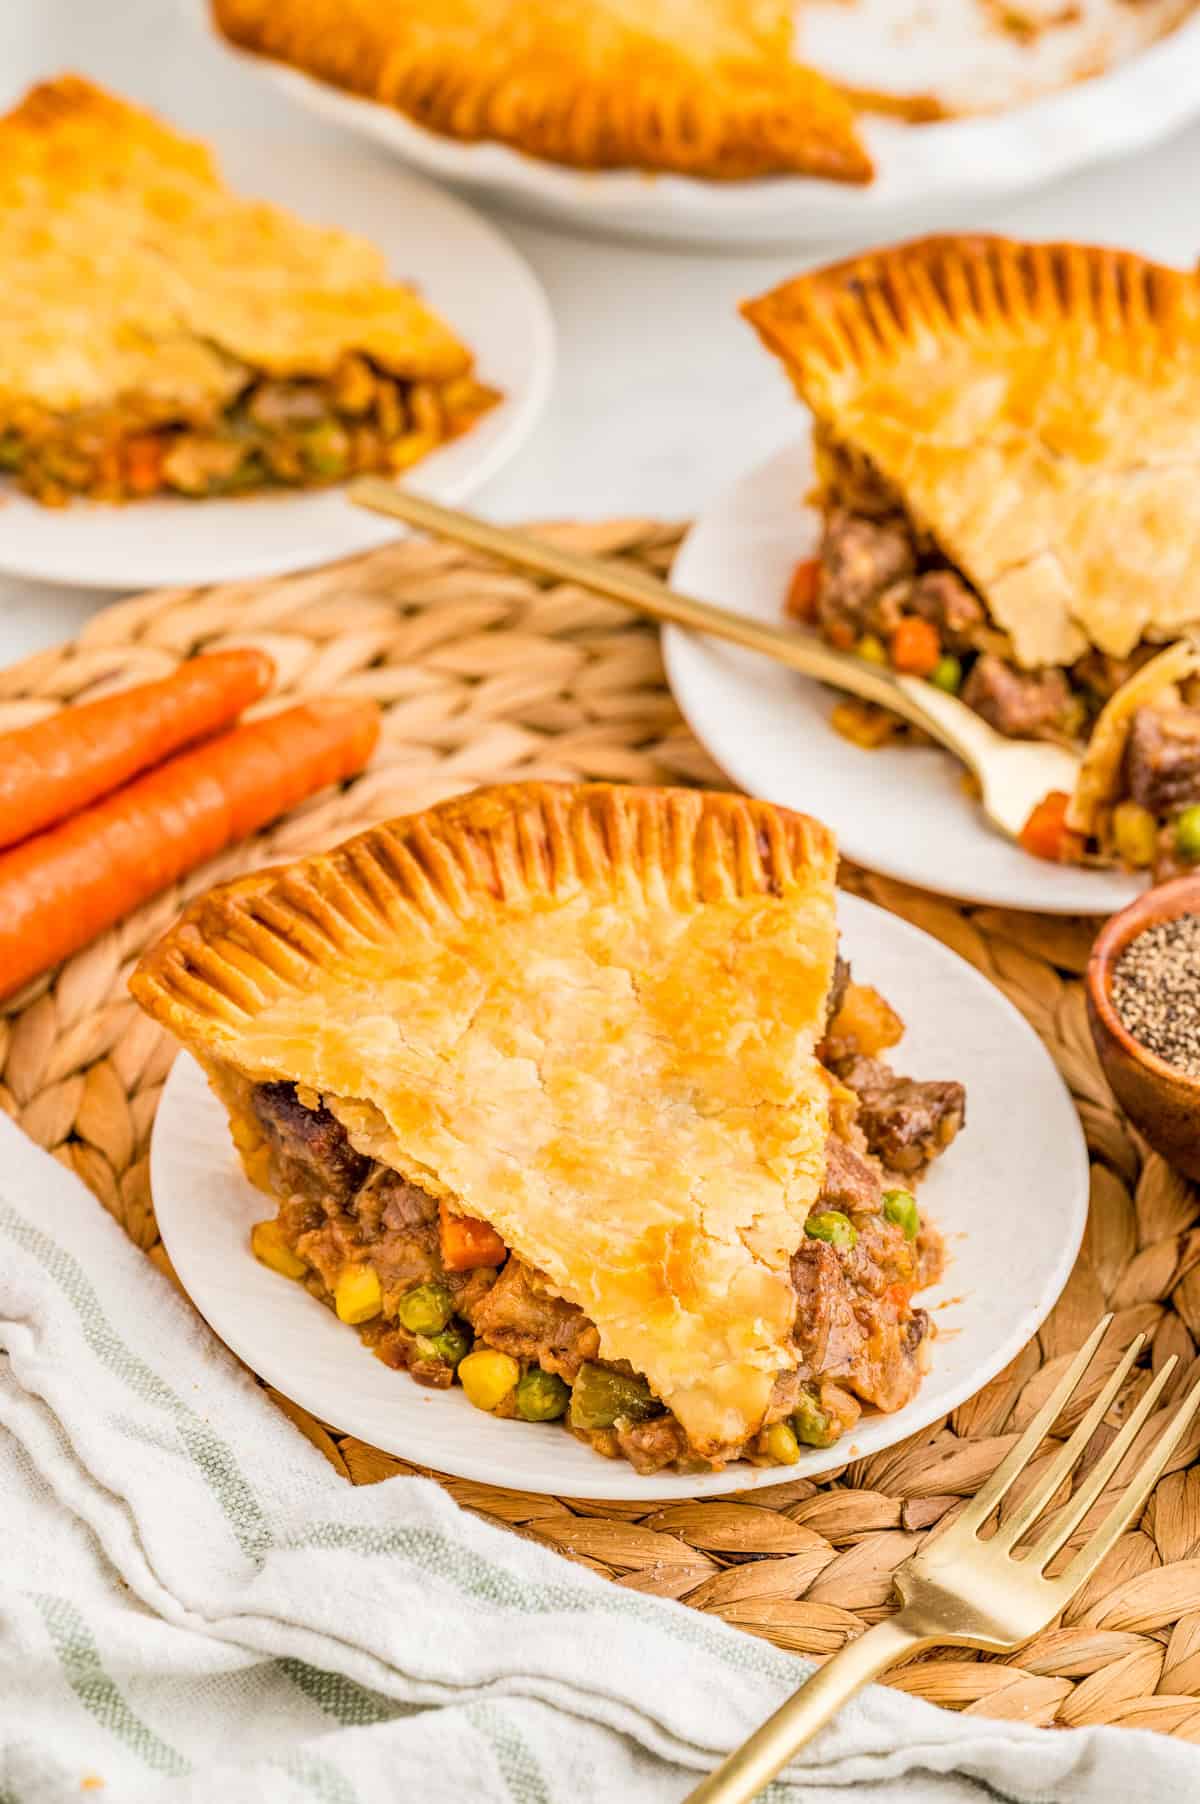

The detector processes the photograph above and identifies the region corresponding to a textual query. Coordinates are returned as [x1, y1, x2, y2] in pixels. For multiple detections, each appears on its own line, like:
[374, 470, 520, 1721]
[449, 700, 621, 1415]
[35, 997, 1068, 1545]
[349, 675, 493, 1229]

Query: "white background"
[3, 0, 1200, 660]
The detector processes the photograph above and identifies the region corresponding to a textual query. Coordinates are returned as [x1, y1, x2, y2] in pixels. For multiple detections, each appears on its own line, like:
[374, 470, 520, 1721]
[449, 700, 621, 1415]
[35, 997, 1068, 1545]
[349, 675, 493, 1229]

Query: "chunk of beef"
[471, 1259, 600, 1380]
[1124, 706, 1200, 815]
[818, 509, 916, 642]
[906, 570, 988, 653]
[790, 1239, 865, 1379]
[615, 1414, 690, 1476]
[961, 654, 1071, 741]
[819, 1135, 883, 1214]
[835, 1056, 965, 1176]
[365, 1172, 445, 1295]
[252, 1082, 368, 1204]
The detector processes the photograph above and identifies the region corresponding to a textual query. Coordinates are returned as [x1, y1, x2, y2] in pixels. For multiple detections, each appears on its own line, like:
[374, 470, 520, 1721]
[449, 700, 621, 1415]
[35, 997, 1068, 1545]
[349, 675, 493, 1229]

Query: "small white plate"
[665, 440, 1145, 915]
[240, 13, 1200, 250]
[0, 135, 554, 591]
[150, 891, 1088, 1501]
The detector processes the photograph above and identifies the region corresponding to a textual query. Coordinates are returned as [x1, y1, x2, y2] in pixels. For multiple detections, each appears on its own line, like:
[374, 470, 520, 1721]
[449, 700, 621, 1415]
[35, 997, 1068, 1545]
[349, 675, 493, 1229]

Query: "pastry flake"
[0, 76, 498, 504]
[133, 783, 843, 1459]
[744, 234, 1200, 667]
[211, 0, 872, 184]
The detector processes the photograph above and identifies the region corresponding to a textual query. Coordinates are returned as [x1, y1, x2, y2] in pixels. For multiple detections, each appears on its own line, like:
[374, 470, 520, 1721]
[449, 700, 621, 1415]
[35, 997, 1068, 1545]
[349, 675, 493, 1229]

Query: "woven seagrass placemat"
[5, 518, 1200, 1738]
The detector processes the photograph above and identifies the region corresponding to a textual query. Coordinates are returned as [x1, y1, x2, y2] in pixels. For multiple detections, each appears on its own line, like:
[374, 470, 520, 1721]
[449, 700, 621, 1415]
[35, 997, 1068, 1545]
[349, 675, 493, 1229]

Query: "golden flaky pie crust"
[744, 235, 1200, 669]
[0, 76, 477, 420]
[1069, 637, 1200, 834]
[210, 0, 871, 184]
[131, 784, 841, 1459]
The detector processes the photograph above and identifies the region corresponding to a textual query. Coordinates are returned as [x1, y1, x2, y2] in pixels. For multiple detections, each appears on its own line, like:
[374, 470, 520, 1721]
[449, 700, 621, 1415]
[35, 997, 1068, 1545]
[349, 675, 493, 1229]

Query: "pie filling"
[245, 965, 959, 1474]
[804, 429, 1200, 874]
[0, 353, 498, 506]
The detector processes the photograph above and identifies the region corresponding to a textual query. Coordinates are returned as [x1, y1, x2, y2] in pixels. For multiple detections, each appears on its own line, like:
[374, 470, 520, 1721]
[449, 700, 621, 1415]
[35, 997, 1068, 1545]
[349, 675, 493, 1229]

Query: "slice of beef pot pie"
[744, 236, 1200, 874]
[0, 76, 498, 506]
[210, 0, 872, 184]
[131, 785, 961, 1475]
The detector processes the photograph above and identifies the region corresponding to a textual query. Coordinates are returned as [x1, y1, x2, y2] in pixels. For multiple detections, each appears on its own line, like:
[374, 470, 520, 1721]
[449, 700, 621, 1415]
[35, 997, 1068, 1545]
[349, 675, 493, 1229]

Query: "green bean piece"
[882, 1188, 921, 1241]
[567, 1362, 660, 1431]
[792, 1388, 839, 1449]
[515, 1369, 571, 1423]
[1175, 806, 1200, 864]
[396, 1281, 455, 1336]
[803, 1210, 858, 1250]
[414, 1321, 471, 1367]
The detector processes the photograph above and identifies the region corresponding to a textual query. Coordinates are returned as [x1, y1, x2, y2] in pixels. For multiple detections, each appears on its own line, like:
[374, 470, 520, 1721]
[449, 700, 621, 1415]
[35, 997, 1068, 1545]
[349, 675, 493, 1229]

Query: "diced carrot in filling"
[122, 434, 167, 496]
[889, 617, 941, 677]
[439, 1199, 506, 1272]
[1019, 791, 1074, 863]
[785, 556, 822, 623]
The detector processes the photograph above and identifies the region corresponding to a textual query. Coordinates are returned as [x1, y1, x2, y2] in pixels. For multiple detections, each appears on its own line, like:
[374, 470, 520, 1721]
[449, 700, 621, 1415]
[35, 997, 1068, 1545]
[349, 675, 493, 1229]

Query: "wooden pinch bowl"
[1087, 873, 1200, 1182]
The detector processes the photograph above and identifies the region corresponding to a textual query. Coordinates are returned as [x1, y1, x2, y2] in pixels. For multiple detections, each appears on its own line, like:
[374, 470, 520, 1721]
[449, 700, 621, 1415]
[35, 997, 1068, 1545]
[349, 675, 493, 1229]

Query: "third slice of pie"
[0, 76, 497, 506]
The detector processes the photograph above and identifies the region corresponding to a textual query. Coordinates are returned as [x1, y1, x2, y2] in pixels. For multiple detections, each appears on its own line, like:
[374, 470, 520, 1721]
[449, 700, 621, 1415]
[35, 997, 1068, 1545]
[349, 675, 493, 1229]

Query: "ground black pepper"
[1111, 913, 1200, 1078]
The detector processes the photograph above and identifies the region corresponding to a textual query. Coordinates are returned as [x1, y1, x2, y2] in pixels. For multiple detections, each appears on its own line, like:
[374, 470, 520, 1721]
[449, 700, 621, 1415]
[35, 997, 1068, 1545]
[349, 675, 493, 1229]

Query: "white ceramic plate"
[665, 440, 1145, 915]
[0, 135, 554, 591]
[150, 890, 1088, 1501]
[238, 12, 1200, 249]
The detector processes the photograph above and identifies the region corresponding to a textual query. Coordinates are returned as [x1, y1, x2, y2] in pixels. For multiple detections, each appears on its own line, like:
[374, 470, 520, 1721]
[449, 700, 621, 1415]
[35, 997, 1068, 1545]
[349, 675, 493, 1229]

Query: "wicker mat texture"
[4, 519, 1200, 1740]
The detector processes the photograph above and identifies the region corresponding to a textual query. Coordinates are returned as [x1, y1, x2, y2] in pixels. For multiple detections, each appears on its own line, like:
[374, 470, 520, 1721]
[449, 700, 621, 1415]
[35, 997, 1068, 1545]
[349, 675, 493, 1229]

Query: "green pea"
[1175, 806, 1200, 864]
[302, 420, 350, 478]
[804, 1210, 858, 1250]
[396, 1281, 454, 1336]
[568, 1362, 660, 1431]
[882, 1188, 920, 1241]
[515, 1369, 571, 1422]
[929, 655, 963, 695]
[792, 1388, 838, 1449]
[415, 1320, 471, 1367]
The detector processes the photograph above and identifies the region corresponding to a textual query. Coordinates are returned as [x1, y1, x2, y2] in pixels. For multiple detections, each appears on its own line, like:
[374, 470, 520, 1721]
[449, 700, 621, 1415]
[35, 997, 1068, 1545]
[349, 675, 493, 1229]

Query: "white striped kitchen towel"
[0, 1110, 1195, 1803]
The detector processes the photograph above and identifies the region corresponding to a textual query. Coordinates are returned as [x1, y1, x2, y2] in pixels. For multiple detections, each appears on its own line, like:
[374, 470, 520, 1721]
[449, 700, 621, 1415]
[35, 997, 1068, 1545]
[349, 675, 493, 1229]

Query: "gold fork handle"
[349, 478, 960, 745]
[683, 1612, 928, 1804]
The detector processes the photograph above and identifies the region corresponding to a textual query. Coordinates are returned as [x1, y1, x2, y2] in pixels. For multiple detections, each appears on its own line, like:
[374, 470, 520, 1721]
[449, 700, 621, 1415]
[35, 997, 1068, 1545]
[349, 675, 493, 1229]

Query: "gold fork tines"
[685, 1316, 1200, 1804]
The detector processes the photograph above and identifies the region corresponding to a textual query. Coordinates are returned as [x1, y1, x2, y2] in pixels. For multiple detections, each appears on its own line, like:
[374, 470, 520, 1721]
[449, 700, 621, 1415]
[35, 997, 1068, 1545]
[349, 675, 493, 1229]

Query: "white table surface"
[3, 0, 1199, 665]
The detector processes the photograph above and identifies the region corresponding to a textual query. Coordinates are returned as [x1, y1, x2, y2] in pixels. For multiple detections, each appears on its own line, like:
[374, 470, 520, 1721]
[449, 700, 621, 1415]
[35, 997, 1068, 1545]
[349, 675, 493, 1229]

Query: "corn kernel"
[831, 700, 899, 750]
[334, 1264, 382, 1325]
[458, 1349, 520, 1413]
[856, 634, 887, 665]
[251, 1218, 306, 1281]
[763, 1421, 800, 1465]
[1112, 799, 1158, 869]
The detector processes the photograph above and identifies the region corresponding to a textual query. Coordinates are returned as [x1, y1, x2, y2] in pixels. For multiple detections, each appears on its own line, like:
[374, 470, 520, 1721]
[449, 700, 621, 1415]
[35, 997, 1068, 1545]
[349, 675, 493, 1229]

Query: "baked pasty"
[211, 0, 872, 184]
[132, 784, 957, 1473]
[0, 77, 497, 505]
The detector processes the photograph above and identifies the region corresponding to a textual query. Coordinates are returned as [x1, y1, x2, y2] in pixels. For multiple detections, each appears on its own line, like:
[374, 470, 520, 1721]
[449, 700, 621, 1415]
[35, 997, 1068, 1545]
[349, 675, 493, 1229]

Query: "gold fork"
[683, 1316, 1200, 1804]
[350, 479, 1081, 844]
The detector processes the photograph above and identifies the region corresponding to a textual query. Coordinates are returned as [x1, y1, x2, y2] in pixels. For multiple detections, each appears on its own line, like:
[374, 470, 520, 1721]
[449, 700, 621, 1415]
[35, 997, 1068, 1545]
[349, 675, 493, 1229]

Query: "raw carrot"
[1019, 790, 1074, 863]
[0, 697, 379, 1000]
[0, 648, 275, 853]
[784, 557, 822, 624]
[889, 617, 941, 677]
[439, 1200, 506, 1272]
